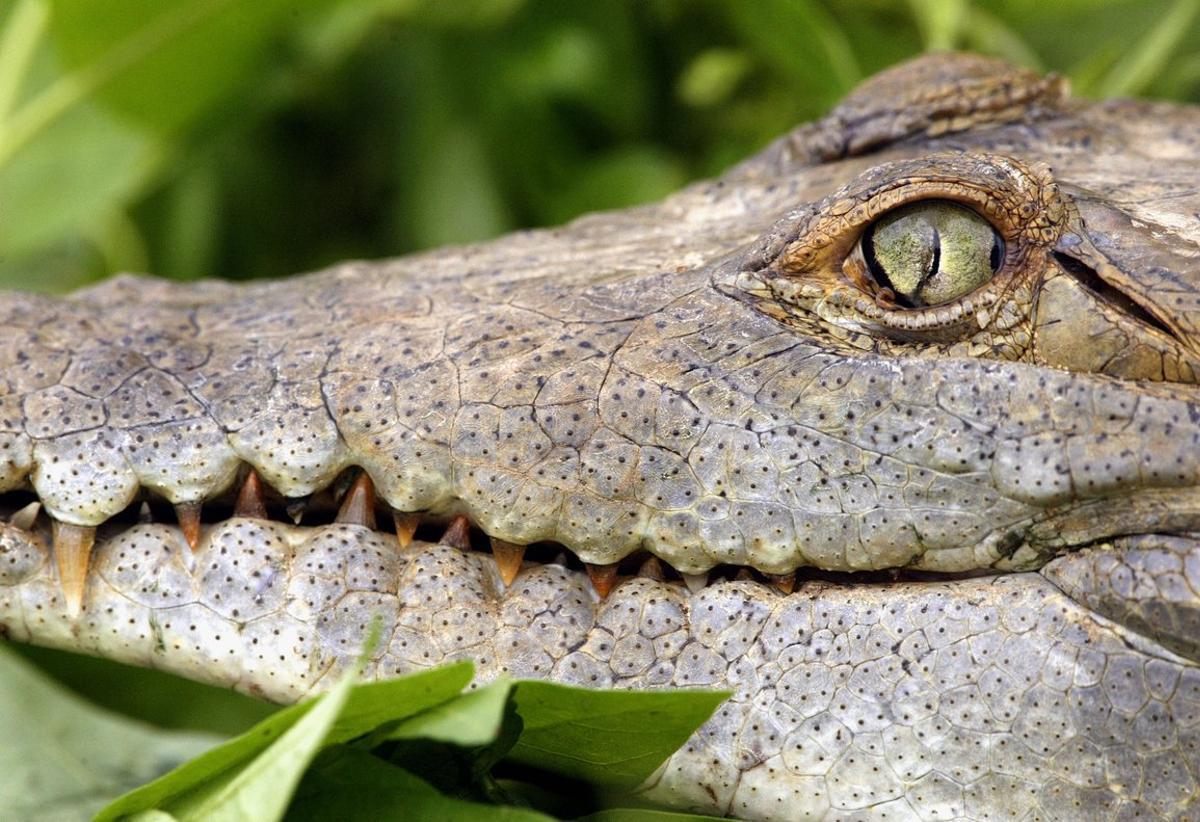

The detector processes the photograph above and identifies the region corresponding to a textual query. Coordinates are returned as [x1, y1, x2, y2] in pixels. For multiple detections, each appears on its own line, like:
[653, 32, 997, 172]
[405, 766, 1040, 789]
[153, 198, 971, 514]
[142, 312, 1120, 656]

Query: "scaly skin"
[2, 54, 1200, 819]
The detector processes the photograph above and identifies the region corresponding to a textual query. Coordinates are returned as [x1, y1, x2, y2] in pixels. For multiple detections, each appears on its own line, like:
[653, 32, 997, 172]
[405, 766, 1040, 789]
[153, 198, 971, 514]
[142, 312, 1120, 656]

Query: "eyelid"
[733, 153, 1067, 342]
[775, 154, 1059, 278]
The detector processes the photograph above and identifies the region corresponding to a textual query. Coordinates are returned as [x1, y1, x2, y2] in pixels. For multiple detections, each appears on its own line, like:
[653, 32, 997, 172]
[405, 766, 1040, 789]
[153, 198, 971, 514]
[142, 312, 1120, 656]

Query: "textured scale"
[1, 523, 1197, 818]
[1, 54, 1200, 820]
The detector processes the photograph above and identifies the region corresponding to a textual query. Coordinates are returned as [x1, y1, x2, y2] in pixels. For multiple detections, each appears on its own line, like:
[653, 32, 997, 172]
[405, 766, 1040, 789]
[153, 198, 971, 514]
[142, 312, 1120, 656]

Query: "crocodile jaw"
[2, 517, 1198, 819]
[2, 52, 1200, 820]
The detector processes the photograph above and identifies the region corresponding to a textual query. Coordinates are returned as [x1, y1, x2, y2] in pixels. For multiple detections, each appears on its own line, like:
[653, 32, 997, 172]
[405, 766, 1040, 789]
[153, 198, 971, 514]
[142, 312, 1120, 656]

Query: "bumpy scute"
[1, 521, 1198, 819]
[2, 52, 1200, 821]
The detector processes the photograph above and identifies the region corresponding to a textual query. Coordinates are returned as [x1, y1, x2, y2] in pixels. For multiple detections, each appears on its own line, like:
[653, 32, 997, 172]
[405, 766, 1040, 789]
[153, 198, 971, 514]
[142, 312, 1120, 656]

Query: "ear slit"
[1052, 251, 1180, 341]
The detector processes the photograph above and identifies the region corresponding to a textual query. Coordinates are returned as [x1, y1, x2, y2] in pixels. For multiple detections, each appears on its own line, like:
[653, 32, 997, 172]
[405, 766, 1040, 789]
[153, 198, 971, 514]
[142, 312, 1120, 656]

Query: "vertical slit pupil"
[989, 234, 1004, 271]
[863, 224, 910, 307]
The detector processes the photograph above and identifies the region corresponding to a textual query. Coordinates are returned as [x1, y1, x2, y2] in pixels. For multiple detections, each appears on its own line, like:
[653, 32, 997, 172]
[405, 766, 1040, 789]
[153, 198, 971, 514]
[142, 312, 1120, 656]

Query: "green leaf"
[1096, 0, 1200, 96]
[327, 661, 477, 744]
[507, 682, 729, 792]
[961, 7, 1043, 71]
[723, 0, 860, 97]
[402, 121, 511, 248]
[373, 680, 522, 801]
[163, 659, 359, 822]
[287, 746, 555, 822]
[540, 147, 687, 226]
[128, 812, 180, 822]
[97, 662, 475, 822]
[0, 0, 48, 121]
[0, 94, 158, 259]
[45, 0, 334, 137]
[0, 646, 219, 821]
[383, 678, 513, 746]
[156, 157, 221, 281]
[0, 0, 354, 276]
[13, 644, 276, 736]
[677, 49, 753, 108]
[907, 0, 967, 51]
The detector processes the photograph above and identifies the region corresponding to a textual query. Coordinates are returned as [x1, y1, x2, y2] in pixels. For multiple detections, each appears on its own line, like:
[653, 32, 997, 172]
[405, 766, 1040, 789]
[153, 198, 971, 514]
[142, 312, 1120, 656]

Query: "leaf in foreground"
[382, 677, 512, 746]
[288, 746, 554, 822]
[161, 658, 358, 822]
[96, 662, 474, 821]
[0, 646, 219, 821]
[96, 662, 728, 820]
[508, 681, 729, 792]
[368, 677, 523, 803]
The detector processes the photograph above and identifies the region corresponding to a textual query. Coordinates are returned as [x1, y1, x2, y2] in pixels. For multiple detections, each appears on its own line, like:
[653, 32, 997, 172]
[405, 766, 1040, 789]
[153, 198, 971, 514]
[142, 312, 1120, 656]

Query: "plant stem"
[0, 0, 233, 171]
[0, 0, 49, 124]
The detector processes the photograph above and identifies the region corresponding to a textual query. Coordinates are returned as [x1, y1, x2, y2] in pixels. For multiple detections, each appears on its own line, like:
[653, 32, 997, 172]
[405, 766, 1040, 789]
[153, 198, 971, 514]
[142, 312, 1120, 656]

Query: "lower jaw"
[2, 512, 1197, 819]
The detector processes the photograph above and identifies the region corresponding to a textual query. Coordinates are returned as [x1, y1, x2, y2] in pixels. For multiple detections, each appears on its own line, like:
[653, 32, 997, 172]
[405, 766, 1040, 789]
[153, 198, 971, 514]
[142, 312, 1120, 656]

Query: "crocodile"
[1, 52, 1199, 819]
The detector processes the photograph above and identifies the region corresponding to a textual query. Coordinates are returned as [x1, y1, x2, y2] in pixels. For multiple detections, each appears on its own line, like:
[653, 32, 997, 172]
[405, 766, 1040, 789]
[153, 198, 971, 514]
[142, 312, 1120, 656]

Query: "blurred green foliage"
[1, 0, 1199, 294]
[2, 2, 1200, 813]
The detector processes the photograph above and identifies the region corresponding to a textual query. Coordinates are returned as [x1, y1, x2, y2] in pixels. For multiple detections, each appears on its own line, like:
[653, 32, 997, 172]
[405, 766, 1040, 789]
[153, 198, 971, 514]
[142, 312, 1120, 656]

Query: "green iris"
[864, 201, 1003, 307]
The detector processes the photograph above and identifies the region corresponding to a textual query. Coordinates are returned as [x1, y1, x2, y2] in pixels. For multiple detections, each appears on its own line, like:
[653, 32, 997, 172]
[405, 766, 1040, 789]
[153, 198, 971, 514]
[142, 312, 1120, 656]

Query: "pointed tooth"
[174, 501, 202, 551]
[285, 497, 308, 525]
[439, 515, 471, 550]
[734, 567, 755, 582]
[682, 571, 707, 595]
[585, 562, 620, 599]
[138, 502, 153, 523]
[393, 512, 419, 549]
[769, 572, 796, 595]
[490, 538, 525, 587]
[335, 471, 377, 529]
[234, 469, 268, 519]
[52, 520, 95, 617]
[636, 555, 665, 581]
[9, 501, 40, 531]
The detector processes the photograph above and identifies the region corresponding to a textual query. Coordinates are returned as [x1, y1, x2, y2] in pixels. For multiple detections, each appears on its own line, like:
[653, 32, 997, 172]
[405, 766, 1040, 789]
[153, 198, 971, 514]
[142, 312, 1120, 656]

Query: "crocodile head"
[2, 53, 1199, 819]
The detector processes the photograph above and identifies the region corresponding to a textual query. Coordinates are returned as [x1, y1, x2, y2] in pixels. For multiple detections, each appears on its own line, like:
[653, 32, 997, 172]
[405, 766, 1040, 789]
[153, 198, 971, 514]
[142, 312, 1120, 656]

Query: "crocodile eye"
[862, 200, 1003, 307]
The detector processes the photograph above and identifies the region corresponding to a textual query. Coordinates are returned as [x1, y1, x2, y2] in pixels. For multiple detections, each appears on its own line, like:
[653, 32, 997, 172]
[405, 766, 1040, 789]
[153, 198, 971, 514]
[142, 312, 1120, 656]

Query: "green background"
[3, 0, 1200, 297]
[1, 0, 1199, 790]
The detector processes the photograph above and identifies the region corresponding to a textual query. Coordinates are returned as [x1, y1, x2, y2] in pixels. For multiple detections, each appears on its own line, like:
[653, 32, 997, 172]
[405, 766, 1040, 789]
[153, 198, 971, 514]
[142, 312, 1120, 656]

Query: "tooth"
[335, 471, 377, 529]
[234, 469, 268, 519]
[52, 520, 95, 617]
[174, 501, 202, 551]
[138, 502, 153, 523]
[734, 568, 756, 582]
[682, 572, 707, 595]
[439, 515, 471, 550]
[769, 572, 796, 595]
[585, 562, 619, 599]
[490, 538, 525, 587]
[637, 556, 665, 581]
[9, 501, 41, 531]
[285, 497, 308, 524]
[393, 512, 419, 549]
